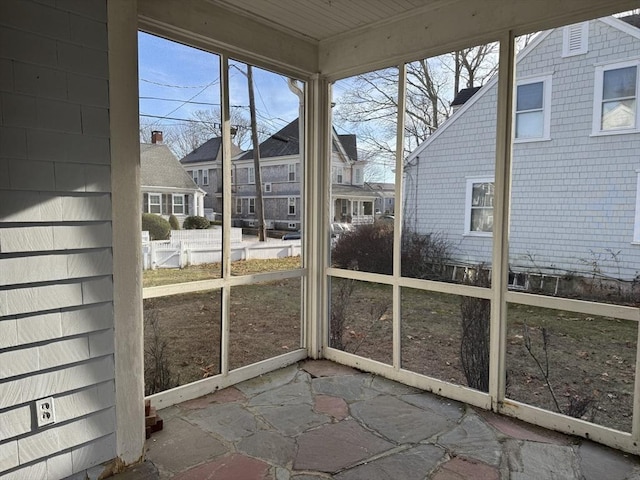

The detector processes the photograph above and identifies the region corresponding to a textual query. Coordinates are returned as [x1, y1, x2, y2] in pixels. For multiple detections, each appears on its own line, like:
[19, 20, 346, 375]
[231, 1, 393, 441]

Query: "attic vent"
[562, 22, 588, 57]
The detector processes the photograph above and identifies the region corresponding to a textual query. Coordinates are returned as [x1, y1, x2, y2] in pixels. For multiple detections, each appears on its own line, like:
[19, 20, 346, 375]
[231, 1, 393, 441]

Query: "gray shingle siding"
[407, 18, 640, 280]
[0, 1, 116, 477]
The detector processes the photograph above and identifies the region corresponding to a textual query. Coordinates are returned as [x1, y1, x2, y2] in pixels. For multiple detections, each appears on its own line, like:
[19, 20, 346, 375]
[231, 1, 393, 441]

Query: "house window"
[288, 164, 296, 182]
[235, 197, 242, 214]
[172, 194, 185, 215]
[231, 169, 235, 184]
[249, 198, 255, 214]
[465, 178, 494, 235]
[354, 167, 363, 185]
[288, 197, 296, 215]
[264, 182, 272, 193]
[148, 193, 161, 214]
[248, 166, 255, 184]
[334, 166, 344, 184]
[191, 171, 198, 183]
[594, 61, 638, 133]
[515, 76, 551, 141]
[562, 22, 588, 57]
[202, 169, 209, 186]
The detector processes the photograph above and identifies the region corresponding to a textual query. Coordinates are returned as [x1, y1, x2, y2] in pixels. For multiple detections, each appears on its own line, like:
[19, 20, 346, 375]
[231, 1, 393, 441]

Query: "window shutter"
[186, 195, 191, 215]
[143, 193, 148, 213]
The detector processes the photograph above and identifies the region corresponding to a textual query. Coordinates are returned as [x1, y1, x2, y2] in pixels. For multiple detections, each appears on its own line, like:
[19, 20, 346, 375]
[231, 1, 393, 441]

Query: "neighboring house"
[180, 136, 243, 219]
[368, 182, 396, 214]
[182, 118, 386, 230]
[141, 131, 206, 221]
[404, 15, 640, 281]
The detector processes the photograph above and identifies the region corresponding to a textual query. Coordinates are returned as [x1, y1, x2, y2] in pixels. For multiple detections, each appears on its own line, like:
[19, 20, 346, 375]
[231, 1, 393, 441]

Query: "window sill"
[590, 129, 640, 137]
[463, 232, 492, 238]
[513, 137, 551, 144]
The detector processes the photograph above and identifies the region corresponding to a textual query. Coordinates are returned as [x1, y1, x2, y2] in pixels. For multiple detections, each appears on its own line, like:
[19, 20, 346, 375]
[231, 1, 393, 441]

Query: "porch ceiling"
[141, 0, 636, 79]
[207, 0, 437, 43]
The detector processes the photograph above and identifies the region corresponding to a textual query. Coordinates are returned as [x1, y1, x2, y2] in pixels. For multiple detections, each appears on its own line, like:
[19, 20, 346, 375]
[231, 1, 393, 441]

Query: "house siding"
[406, 19, 640, 279]
[0, 1, 116, 479]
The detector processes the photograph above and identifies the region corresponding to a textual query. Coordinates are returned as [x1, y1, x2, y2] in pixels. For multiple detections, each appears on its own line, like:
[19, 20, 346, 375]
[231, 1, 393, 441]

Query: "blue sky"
[138, 32, 301, 140]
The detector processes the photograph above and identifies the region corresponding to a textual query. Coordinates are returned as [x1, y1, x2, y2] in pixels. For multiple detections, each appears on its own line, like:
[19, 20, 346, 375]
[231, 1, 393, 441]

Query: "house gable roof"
[180, 137, 243, 164]
[238, 118, 358, 162]
[451, 87, 482, 106]
[141, 143, 201, 191]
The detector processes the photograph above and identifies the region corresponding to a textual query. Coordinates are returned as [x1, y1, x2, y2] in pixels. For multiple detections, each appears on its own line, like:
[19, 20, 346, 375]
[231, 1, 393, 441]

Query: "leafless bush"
[460, 266, 490, 392]
[330, 279, 356, 350]
[522, 322, 594, 420]
[144, 311, 179, 395]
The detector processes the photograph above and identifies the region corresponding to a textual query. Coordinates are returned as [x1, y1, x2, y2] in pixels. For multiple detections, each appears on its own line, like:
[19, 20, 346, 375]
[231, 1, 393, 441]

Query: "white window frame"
[514, 75, 552, 143]
[249, 197, 255, 214]
[264, 182, 272, 193]
[235, 197, 242, 214]
[354, 167, 363, 185]
[202, 169, 209, 186]
[148, 193, 162, 214]
[172, 194, 185, 215]
[634, 170, 640, 244]
[562, 22, 588, 57]
[191, 170, 198, 183]
[288, 163, 296, 182]
[288, 197, 296, 216]
[334, 166, 344, 184]
[230, 168, 235, 185]
[464, 177, 494, 237]
[592, 60, 639, 136]
[248, 166, 255, 184]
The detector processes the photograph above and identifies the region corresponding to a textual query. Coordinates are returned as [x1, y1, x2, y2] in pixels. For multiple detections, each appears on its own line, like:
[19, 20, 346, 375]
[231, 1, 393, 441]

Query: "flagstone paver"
[438, 414, 503, 466]
[313, 394, 349, 421]
[144, 417, 227, 476]
[350, 395, 451, 443]
[301, 359, 360, 377]
[333, 444, 446, 480]
[238, 431, 296, 467]
[185, 402, 258, 441]
[294, 419, 394, 472]
[431, 457, 499, 480]
[172, 454, 270, 480]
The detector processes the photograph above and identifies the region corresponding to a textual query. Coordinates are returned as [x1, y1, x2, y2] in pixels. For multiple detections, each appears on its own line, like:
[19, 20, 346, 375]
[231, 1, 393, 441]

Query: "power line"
[140, 78, 216, 89]
[139, 96, 248, 108]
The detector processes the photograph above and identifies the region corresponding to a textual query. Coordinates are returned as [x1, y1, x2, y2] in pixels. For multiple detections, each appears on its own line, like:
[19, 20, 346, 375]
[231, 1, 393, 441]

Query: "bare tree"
[333, 43, 499, 170]
[140, 107, 251, 159]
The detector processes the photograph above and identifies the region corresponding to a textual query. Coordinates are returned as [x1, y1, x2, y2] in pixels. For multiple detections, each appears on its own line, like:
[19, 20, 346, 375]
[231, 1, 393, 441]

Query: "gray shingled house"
[179, 118, 383, 230]
[141, 131, 206, 221]
[404, 15, 640, 282]
[179, 136, 243, 219]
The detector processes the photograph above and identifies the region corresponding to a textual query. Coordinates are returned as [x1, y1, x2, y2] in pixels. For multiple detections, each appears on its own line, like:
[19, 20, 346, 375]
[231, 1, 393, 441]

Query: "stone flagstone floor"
[121, 360, 640, 479]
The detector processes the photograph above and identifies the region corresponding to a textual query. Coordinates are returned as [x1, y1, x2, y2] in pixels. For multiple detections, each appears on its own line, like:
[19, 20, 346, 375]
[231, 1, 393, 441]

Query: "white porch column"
[108, 0, 145, 468]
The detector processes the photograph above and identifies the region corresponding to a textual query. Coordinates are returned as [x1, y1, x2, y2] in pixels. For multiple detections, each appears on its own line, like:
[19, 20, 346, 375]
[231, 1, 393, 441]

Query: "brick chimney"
[151, 130, 163, 144]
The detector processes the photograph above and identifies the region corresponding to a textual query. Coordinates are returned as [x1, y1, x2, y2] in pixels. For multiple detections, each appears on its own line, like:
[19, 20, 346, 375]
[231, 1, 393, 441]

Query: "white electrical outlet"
[35, 397, 56, 427]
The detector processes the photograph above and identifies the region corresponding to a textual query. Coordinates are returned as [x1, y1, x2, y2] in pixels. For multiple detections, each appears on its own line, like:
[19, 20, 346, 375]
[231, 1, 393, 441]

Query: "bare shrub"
[460, 266, 490, 392]
[145, 311, 179, 395]
[522, 322, 595, 420]
[330, 279, 356, 349]
[332, 224, 452, 280]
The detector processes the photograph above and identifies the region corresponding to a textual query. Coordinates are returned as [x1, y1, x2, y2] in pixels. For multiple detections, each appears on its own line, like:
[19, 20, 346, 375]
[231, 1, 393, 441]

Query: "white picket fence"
[142, 228, 301, 269]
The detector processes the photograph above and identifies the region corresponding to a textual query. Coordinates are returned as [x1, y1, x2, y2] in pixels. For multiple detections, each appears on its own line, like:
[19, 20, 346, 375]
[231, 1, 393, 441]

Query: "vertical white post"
[220, 55, 232, 375]
[393, 63, 407, 370]
[489, 32, 516, 409]
[306, 74, 331, 359]
[108, 0, 145, 467]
